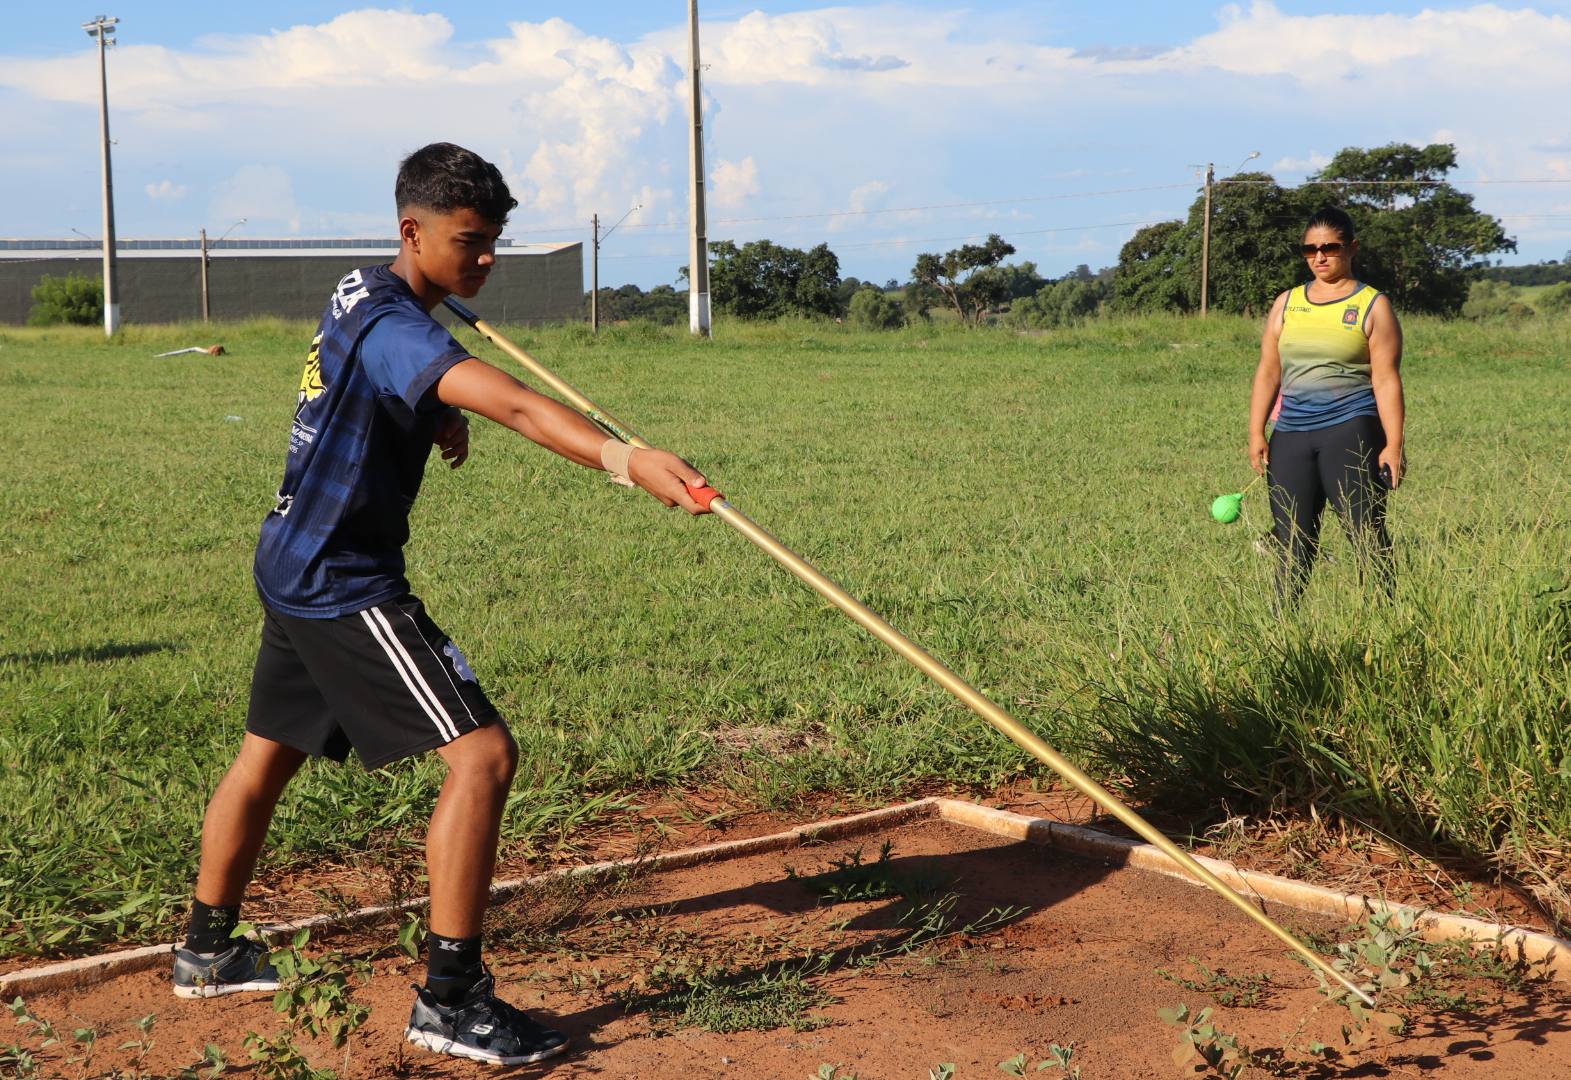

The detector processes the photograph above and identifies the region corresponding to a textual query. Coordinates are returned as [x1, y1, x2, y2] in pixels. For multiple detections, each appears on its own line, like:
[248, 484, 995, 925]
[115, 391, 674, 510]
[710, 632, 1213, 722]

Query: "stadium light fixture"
[82, 15, 120, 336]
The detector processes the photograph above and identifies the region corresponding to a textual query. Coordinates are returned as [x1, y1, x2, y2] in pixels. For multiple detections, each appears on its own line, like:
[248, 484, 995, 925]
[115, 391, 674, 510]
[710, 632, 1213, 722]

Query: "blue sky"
[3, 2, 1569, 288]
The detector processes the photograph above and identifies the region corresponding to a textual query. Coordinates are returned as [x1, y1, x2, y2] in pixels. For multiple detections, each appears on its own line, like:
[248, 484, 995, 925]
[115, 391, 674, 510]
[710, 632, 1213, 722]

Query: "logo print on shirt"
[298, 334, 325, 403]
[331, 269, 370, 318]
[1342, 307, 1360, 325]
[444, 642, 478, 683]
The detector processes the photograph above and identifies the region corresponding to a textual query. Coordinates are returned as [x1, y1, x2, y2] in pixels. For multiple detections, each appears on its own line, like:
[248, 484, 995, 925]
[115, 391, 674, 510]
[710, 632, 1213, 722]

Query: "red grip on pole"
[686, 479, 725, 506]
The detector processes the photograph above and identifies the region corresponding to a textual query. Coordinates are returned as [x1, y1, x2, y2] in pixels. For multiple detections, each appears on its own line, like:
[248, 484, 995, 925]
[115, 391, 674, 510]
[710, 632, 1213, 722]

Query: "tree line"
[592, 143, 1525, 329]
[1113, 143, 1514, 318]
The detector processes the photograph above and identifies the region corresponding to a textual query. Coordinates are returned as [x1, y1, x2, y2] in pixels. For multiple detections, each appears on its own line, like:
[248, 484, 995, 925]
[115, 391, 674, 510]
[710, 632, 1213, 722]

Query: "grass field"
[3, 311, 1571, 958]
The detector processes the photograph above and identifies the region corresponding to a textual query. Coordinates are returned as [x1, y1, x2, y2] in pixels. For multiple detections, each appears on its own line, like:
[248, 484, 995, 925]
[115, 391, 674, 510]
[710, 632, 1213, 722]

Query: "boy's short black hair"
[1305, 204, 1355, 242]
[396, 143, 517, 226]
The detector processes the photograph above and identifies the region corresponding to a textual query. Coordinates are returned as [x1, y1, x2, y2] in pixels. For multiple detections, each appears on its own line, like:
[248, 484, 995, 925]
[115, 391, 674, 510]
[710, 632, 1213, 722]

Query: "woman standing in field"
[1249, 206, 1404, 605]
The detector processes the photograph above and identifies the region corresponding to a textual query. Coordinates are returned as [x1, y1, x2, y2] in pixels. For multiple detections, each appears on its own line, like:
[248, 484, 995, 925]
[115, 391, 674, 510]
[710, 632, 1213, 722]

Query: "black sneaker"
[172, 938, 281, 999]
[405, 974, 569, 1066]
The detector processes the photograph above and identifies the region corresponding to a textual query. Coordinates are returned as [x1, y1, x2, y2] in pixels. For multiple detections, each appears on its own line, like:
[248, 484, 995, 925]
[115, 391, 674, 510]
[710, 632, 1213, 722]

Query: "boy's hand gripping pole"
[443, 297, 1374, 1006]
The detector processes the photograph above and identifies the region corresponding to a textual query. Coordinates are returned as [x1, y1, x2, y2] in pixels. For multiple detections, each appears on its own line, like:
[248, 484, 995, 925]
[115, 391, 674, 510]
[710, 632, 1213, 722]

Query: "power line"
[833, 219, 1169, 250]
[509, 181, 1197, 235]
[592, 218, 1170, 260]
[508, 176, 1571, 239]
[1217, 178, 1571, 186]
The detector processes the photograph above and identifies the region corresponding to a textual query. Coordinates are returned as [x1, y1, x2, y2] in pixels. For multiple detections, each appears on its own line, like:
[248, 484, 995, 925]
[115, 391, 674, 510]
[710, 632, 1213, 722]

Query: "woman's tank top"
[1273, 282, 1382, 432]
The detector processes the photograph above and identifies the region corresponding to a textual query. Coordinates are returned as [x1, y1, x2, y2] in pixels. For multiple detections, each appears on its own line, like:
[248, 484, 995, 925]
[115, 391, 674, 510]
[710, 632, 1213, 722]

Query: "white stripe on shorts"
[359, 607, 459, 742]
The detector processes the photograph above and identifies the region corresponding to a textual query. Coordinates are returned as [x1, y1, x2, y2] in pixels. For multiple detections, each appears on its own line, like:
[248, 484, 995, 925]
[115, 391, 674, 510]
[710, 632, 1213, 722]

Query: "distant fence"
[0, 240, 584, 327]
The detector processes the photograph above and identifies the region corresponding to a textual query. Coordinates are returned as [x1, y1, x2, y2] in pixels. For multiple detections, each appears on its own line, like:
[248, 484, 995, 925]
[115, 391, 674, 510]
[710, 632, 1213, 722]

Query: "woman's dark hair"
[396, 142, 517, 226]
[1304, 204, 1355, 242]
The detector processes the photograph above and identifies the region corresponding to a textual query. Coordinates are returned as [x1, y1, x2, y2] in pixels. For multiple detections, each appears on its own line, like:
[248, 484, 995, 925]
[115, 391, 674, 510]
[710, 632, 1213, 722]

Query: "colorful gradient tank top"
[1273, 282, 1382, 432]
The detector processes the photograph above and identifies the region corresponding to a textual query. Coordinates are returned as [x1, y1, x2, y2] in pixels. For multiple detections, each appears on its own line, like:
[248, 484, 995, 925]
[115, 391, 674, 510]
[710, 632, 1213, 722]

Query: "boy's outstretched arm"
[436, 357, 713, 514]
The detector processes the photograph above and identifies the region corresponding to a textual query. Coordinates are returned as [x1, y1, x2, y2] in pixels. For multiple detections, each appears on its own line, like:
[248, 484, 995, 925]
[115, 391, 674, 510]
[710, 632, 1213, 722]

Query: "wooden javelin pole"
[442, 296, 1374, 1005]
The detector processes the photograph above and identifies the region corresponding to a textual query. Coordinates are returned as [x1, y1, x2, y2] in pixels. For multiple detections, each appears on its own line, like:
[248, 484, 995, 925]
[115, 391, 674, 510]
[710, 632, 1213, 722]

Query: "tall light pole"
[1200, 162, 1213, 317]
[686, 0, 711, 338]
[1193, 151, 1257, 318]
[201, 219, 244, 323]
[83, 15, 120, 336]
[590, 205, 639, 333]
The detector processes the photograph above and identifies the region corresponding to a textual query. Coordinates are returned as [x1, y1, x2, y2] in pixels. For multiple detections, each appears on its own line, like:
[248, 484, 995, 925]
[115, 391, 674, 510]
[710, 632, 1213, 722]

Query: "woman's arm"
[1248, 291, 1290, 476]
[1366, 293, 1405, 488]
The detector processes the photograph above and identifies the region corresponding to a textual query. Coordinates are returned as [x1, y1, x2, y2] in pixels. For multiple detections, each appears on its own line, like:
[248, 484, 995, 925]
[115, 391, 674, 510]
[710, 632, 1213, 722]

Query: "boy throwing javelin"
[171, 143, 711, 1066]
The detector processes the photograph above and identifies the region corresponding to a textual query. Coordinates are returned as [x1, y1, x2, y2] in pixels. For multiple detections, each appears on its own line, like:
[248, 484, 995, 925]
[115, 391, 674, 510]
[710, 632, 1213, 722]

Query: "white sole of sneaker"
[404, 1027, 569, 1066]
[172, 981, 282, 1000]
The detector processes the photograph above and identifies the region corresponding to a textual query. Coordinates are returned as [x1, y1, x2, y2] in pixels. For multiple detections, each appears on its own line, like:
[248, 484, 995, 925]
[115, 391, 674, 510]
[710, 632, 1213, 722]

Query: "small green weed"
[1313, 909, 1420, 1048]
[788, 841, 955, 903]
[639, 966, 834, 1035]
[118, 1013, 157, 1077]
[1157, 958, 1271, 1007]
[811, 1065, 856, 1080]
[242, 926, 371, 1080]
[176, 1043, 229, 1080]
[999, 1043, 1080, 1077]
[1158, 1003, 1261, 1079]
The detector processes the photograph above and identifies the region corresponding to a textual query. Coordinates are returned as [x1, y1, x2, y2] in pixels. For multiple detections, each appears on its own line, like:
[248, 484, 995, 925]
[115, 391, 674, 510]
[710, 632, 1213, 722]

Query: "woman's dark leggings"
[1267, 414, 1392, 605]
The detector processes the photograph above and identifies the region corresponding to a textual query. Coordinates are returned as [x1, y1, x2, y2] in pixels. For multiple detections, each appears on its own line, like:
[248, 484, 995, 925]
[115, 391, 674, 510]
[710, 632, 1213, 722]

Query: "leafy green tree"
[1011, 278, 1109, 328]
[847, 286, 905, 329]
[703, 239, 842, 319]
[1462, 280, 1534, 322]
[1113, 172, 1318, 317]
[586, 283, 689, 325]
[1110, 220, 1191, 315]
[1307, 144, 1515, 315]
[1537, 281, 1571, 314]
[28, 271, 103, 326]
[833, 276, 864, 310]
[912, 234, 1016, 327]
[989, 261, 1047, 300]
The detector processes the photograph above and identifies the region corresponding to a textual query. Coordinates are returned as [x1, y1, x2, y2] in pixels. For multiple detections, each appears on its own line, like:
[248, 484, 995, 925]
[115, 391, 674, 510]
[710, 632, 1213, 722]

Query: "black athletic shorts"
[246, 594, 503, 770]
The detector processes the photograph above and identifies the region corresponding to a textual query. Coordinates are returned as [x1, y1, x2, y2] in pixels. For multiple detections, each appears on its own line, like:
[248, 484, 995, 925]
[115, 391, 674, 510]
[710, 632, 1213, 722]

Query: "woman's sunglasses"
[1302, 242, 1350, 258]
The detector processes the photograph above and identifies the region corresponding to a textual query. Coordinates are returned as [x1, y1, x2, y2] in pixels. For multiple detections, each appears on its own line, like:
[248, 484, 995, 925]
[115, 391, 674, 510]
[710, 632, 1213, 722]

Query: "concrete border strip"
[5, 795, 1564, 996]
[0, 799, 940, 997]
[935, 799, 1570, 980]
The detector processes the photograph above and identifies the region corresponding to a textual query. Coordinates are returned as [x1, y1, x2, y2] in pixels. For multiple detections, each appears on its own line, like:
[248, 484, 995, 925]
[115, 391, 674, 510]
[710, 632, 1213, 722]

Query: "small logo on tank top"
[1342, 307, 1360, 325]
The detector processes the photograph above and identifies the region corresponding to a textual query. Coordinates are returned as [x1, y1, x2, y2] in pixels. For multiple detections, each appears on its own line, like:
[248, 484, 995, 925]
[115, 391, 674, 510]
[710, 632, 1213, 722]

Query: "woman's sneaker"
[172, 938, 281, 999]
[406, 974, 568, 1066]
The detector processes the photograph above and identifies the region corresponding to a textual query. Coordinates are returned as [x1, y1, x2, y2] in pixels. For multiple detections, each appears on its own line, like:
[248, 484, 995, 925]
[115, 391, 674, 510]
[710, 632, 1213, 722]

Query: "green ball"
[1211, 494, 1243, 523]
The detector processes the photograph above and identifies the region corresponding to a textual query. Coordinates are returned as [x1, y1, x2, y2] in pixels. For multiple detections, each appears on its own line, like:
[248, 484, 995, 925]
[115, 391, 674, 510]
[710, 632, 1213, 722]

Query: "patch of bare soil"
[14, 819, 1571, 1079]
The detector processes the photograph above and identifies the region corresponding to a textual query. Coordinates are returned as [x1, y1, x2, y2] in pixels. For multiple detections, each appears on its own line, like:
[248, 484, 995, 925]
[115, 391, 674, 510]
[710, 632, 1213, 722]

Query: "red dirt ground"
[13, 816, 1571, 1079]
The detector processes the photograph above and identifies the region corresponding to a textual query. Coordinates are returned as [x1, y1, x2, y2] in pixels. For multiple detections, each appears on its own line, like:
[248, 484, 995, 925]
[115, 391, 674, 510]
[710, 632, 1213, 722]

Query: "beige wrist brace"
[600, 439, 638, 487]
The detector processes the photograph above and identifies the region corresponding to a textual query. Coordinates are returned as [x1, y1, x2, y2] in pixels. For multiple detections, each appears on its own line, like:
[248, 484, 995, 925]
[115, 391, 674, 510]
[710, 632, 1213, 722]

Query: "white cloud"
[848, 181, 890, 212]
[1272, 152, 1332, 175]
[145, 180, 187, 201]
[711, 157, 761, 207]
[211, 165, 299, 233]
[1172, 1, 1571, 88]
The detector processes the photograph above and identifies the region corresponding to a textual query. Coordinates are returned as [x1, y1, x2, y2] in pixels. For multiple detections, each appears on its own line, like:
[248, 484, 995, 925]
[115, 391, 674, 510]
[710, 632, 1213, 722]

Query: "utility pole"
[686, 0, 711, 337]
[83, 15, 120, 336]
[200, 229, 210, 323]
[590, 206, 637, 334]
[1200, 162, 1213, 318]
[201, 220, 243, 324]
[1195, 152, 1255, 319]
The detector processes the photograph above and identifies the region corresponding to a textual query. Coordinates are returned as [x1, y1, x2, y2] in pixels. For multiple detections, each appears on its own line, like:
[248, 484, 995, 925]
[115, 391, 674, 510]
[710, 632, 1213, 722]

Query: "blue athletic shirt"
[253, 265, 472, 617]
